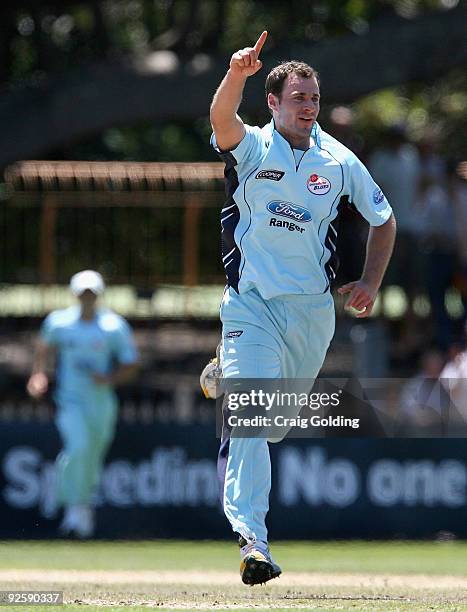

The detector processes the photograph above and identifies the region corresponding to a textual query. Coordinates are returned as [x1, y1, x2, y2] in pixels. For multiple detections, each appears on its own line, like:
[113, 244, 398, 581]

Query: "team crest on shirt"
[307, 174, 331, 195]
[373, 188, 385, 204]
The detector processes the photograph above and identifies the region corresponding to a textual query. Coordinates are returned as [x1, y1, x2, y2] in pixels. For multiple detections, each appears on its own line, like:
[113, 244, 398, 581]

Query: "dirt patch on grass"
[1, 569, 466, 590]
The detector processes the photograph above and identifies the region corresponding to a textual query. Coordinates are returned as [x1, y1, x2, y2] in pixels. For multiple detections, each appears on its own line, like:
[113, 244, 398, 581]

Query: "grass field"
[1, 540, 467, 611]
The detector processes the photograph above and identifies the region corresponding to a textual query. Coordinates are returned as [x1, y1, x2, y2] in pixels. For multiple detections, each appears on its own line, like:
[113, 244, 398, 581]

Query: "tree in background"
[0, 0, 465, 164]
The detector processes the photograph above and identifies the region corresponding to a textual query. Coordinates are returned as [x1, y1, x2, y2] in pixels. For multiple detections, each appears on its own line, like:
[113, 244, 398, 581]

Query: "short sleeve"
[40, 312, 60, 346]
[348, 155, 393, 227]
[111, 318, 138, 365]
[211, 124, 267, 167]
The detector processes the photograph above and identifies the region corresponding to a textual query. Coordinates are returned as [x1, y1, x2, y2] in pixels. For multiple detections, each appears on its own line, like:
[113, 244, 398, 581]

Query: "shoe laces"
[239, 537, 270, 559]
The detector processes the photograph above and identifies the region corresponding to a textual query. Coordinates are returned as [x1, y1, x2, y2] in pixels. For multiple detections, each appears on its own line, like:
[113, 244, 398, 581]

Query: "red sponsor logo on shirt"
[307, 175, 331, 195]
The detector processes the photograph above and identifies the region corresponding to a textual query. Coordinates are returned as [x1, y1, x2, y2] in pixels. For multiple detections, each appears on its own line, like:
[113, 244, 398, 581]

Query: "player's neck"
[80, 306, 96, 321]
[275, 126, 312, 151]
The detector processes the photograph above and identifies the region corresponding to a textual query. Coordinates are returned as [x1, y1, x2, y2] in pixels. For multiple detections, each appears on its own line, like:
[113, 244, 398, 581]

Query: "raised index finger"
[254, 31, 268, 55]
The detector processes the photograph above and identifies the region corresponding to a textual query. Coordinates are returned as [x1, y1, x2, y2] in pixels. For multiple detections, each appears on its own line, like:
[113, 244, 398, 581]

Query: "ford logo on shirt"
[267, 201, 312, 222]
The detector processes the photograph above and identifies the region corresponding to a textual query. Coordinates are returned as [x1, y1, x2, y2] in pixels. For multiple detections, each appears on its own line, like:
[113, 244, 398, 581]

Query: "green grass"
[1, 540, 467, 610]
[1, 539, 466, 575]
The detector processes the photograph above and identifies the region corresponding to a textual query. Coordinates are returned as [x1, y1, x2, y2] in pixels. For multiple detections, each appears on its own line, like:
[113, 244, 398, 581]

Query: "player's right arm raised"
[210, 31, 267, 152]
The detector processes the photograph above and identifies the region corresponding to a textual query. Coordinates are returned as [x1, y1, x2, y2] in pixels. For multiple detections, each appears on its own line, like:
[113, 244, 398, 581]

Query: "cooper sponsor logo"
[267, 201, 312, 222]
[373, 188, 385, 204]
[226, 330, 243, 338]
[256, 169, 285, 181]
[270, 218, 305, 233]
[307, 174, 331, 195]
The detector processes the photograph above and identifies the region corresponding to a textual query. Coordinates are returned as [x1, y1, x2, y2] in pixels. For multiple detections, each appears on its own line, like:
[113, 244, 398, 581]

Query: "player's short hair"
[265, 61, 319, 100]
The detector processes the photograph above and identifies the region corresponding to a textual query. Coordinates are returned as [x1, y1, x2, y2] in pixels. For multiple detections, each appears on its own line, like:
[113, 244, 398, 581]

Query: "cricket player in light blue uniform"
[208, 31, 396, 584]
[27, 270, 138, 538]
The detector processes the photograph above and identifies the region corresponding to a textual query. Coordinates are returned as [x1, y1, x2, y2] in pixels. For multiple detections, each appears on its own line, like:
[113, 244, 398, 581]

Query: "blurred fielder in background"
[208, 30, 396, 585]
[27, 270, 138, 538]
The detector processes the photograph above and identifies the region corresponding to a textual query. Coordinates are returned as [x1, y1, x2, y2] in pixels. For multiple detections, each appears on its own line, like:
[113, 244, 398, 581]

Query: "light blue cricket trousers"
[218, 286, 335, 544]
[55, 395, 117, 507]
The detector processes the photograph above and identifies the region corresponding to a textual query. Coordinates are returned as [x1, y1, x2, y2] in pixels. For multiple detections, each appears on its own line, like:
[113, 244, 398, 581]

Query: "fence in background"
[2, 161, 226, 287]
[2, 160, 465, 328]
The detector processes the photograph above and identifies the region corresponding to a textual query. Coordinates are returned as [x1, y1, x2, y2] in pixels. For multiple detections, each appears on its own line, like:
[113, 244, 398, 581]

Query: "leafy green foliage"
[2, 1, 465, 162]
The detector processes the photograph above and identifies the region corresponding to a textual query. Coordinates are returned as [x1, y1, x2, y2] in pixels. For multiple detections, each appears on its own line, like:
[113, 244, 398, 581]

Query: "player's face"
[78, 289, 98, 309]
[268, 73, 320, 149]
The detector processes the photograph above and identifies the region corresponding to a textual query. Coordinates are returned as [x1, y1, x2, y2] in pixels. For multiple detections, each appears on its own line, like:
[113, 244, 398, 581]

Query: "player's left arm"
[93, 362, 139, 386]
[338, 213, 396, 318]
[92, 318, 139, 385]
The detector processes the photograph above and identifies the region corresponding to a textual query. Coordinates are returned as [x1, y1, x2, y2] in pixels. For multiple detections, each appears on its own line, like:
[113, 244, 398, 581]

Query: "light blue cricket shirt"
[212, 120, 393, 299]
[40, 306, 138, 405]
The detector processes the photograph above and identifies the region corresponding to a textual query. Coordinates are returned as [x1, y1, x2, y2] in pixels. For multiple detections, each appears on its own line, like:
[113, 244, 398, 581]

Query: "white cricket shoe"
[59, 505, 95, 539]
